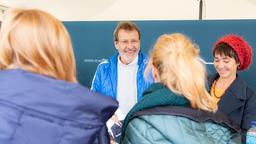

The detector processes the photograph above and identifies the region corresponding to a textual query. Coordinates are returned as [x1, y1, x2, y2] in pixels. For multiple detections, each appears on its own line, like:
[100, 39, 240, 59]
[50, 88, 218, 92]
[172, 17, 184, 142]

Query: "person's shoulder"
[96, 58, 111, 71]
[235, 75, 251, 89]
[97, 53, 118, 68]
[70, 83, 118, 105]
[242, 81, 256, 97]
[138, 51, 149, 65]
[233, 75, 255, 96]
[97, 59, 109, 67]
[139, 51, 149, 59]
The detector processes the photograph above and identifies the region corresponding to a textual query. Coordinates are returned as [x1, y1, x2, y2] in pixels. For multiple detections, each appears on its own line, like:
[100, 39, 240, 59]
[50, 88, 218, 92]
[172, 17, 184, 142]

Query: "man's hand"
[111, 114, 122, 127]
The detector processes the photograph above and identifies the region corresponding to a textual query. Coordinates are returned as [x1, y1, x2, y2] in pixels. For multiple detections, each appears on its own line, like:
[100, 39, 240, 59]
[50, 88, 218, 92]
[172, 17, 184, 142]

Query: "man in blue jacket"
[91, 21, 152, 116]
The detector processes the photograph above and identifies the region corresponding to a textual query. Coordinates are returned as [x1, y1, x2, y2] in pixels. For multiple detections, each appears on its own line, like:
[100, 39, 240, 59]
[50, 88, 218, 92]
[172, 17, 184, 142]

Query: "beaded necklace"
[211, 80, 225, 99]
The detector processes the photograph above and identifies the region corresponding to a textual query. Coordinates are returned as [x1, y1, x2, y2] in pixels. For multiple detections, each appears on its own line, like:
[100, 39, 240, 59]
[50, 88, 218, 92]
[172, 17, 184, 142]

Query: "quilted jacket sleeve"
[91, 64, 103, 93]
[122, 115, 241, 144]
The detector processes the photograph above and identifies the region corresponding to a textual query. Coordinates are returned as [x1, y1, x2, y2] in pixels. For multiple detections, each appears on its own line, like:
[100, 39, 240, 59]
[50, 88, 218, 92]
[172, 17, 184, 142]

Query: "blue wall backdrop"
[64, 20, 256, 91]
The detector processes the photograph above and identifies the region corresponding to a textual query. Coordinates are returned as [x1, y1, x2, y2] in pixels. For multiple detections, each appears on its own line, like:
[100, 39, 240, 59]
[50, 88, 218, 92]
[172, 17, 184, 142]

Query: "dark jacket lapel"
[218, 76, 246, 115]
[208, 74, 246, 115]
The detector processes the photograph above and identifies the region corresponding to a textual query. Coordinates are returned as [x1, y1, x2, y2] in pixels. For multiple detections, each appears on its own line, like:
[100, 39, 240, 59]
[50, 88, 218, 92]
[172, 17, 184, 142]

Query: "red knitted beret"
[214, 34, 253, 71]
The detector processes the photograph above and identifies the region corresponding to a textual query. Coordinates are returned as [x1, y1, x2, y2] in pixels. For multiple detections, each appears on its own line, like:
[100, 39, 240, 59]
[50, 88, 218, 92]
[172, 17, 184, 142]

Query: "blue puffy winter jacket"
[91, 51, 152, 101]
[0, 69, 118, 144]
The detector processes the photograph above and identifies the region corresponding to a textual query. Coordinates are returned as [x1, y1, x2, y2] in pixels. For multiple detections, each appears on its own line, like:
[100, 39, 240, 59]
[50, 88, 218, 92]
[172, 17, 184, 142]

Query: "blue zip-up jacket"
[0, 69, 118, 144]
[91, 51, 152, 101]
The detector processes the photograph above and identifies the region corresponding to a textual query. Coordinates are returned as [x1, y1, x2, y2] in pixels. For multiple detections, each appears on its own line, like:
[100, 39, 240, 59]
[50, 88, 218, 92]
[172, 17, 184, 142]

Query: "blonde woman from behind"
[0, 8, 117, 144]
[121, 33, 241, 144]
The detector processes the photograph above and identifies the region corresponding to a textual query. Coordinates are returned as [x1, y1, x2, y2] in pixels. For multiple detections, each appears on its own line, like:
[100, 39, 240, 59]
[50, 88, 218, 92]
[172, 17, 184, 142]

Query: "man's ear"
[114, 40, 118, 50]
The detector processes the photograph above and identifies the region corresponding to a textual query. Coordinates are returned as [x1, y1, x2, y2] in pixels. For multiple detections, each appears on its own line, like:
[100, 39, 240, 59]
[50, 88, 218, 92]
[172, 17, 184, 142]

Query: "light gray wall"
[1, 0, 256, 21]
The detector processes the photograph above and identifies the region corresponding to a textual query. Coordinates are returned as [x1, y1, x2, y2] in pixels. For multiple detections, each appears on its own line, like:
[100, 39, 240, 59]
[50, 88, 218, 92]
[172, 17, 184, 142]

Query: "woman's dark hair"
[213, 43, 240, 64]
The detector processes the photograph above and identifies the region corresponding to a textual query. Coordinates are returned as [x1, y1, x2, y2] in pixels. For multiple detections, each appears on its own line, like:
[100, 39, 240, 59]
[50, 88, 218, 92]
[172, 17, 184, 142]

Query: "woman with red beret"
[208, 34, 256, 142]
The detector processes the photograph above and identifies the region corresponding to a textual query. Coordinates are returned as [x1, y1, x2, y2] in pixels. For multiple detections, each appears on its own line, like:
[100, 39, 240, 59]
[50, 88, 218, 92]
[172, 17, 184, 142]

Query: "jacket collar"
[140, 83, 190, 108]
[208, 73, 247, 115]
[133, 106, 241, 133]
[208, 73, 247, 100]
[121, 83, 190, 139]
[108, 51, 146, 98]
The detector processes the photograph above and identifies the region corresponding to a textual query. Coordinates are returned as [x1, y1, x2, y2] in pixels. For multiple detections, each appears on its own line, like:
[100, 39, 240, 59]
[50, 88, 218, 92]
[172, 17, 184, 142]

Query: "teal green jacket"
[121, 83, 241, 144]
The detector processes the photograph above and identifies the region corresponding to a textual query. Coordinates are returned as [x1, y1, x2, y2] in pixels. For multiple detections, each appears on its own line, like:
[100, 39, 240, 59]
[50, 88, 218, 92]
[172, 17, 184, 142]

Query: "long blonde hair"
[0, 8, 77, 82]
[145, 33, 217, 112]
